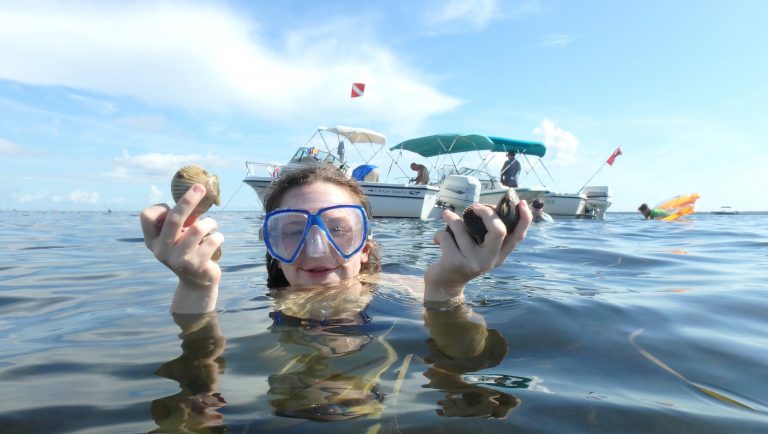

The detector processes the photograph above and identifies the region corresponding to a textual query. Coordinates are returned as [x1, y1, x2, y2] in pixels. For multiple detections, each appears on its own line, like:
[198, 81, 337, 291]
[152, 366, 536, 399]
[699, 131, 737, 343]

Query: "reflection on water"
[152, 282, 517, 431]
[0, 211, 767, 432]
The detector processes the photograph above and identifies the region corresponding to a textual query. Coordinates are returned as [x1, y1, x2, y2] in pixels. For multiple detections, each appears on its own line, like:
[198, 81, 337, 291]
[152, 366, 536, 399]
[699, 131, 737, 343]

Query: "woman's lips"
[300, 266, 337, 276]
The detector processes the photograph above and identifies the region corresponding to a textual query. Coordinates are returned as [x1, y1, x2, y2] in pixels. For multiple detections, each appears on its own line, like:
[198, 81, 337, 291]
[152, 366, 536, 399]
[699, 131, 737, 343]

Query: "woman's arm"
[140, 184, 224, 313]
[424, 201, 532, 304]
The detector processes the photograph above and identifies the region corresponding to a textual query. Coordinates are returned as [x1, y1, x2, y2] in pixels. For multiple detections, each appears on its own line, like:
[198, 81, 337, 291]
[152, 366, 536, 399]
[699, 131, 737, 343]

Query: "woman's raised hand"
[424, 201, 531, 302]
[140, 184, 224, 313]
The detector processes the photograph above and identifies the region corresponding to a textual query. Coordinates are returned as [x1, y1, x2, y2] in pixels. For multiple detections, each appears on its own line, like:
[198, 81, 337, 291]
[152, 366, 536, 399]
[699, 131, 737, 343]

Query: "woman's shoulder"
[360, 272, 424, 298]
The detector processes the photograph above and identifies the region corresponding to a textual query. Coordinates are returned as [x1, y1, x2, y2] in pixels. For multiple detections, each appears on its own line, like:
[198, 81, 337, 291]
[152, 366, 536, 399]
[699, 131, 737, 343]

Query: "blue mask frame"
[263, 204, 369, 264]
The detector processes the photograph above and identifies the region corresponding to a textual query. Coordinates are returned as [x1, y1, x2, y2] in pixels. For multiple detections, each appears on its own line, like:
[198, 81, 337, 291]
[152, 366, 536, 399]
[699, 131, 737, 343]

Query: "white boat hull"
[542, 193, 587, 217]
[243, 176, 440, 219]
[478, 187, 550, 206]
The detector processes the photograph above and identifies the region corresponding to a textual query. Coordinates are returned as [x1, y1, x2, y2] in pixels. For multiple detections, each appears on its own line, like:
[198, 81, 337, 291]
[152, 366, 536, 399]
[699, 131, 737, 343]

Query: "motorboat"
[389, 134, 551, 208]
[485, 138, 611, 219]
[243, 126, 440, 219]
[390, 134, 613, 219]
[712, 205, 739, 215]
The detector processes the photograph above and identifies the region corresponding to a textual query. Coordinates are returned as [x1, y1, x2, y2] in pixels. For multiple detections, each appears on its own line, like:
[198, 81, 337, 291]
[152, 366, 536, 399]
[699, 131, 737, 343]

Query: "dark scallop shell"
[446, 188, 520, 244]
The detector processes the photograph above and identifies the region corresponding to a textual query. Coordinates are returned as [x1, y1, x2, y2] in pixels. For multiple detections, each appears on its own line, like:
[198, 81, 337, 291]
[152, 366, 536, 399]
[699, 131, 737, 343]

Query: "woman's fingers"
[199, 231, 225, 259]
[140, 184, 223, 271]
[497, 200, 532, 265]
[140, 203, 171, 250]
[441, 209, 475, 257]
[159, 184, 207, 243]
[178, 217, 221, 254]
[472, 203, 506, 250]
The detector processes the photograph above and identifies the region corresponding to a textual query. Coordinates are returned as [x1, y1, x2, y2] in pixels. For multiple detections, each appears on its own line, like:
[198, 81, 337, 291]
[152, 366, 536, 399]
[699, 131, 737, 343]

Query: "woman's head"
[263, 164, 381, 288]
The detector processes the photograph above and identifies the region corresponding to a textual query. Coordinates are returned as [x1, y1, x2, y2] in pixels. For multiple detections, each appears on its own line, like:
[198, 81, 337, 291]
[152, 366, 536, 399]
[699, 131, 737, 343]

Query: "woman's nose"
[304, 225, 330, 257]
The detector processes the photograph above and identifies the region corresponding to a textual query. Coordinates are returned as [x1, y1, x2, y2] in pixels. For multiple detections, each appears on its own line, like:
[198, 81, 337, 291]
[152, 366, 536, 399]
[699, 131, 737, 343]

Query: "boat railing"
[245, 161, 279, 177]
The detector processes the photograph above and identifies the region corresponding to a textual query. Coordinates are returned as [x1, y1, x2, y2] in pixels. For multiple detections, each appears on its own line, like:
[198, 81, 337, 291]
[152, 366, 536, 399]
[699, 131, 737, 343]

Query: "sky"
[1, 0, 766, 213]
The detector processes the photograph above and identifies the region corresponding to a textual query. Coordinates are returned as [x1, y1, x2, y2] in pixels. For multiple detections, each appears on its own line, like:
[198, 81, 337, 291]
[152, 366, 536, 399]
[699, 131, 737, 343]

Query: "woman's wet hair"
[263, 164, 381, 288]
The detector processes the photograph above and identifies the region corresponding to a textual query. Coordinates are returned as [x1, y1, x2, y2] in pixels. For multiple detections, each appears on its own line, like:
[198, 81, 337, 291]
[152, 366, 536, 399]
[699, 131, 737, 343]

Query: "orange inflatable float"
[654, 193, 701, 221]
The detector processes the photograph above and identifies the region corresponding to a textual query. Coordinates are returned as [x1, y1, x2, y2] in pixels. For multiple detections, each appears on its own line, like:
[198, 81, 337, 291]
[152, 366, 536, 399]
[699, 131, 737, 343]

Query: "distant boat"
[712, 206, 739, 215]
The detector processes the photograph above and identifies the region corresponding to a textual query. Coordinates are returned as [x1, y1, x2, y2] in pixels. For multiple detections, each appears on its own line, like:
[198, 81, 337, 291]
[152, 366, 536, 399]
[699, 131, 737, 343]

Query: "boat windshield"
[289, 147, 340, 165]
[439, 166, 494, 181]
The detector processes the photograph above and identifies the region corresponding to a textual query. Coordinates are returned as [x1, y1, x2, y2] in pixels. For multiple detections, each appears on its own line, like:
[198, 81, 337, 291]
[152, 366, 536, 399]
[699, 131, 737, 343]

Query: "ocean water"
[1, 210, 767, 433]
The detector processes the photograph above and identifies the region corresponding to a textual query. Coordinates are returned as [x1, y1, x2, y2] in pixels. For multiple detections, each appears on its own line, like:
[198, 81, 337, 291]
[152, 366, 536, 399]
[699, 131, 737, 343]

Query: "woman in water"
[140, 164, 531, 426]
[141, 163, 531, 313]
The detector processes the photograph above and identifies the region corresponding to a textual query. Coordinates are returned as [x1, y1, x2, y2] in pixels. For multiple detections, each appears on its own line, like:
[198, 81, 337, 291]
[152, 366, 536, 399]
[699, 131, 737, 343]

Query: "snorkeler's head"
[263, 164, 381, 288]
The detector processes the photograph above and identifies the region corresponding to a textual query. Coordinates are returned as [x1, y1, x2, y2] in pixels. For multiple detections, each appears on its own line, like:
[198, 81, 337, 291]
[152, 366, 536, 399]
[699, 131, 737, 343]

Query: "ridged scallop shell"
[171, 164, 221, 216]
[447, 188, 520, 244]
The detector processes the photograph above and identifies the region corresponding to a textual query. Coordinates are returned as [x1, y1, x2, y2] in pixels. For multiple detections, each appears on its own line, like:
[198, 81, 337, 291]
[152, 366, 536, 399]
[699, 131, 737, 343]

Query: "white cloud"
[65, 92, 117, 114]
[534, 119, 579, 166]
[0, 138, 22, 156]
[424, 0, 544, 34]
[0, 1, 461, 132]
[427, 0, 500, 29]
[110, 149, 229, 179]
[538, 34, 574, 48]
[116, 115, 165, 131]
[67, 190, 100, 204]
[148, 185, 163, 204]
[0, 138, 47, 158]
[15, 192, 48, 203]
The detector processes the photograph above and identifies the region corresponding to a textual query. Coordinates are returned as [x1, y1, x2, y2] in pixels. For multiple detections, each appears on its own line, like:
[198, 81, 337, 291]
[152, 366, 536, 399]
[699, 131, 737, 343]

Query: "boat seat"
[352, 165, 379, 182]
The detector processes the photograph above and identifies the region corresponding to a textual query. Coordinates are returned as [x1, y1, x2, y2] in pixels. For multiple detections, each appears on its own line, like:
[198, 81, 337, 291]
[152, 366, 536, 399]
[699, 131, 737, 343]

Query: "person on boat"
[410, 162, 430, 185]
[140, 164, 531, 423]
[336, 140, 345, 164]
[638, 203, 672, 220]
[531, 199, 553, 223]
[500, 151, 521, 188]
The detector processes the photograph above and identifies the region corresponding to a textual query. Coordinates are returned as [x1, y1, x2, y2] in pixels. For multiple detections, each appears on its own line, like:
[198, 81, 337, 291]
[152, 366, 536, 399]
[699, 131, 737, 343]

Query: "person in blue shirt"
[500, 151, 521, 188]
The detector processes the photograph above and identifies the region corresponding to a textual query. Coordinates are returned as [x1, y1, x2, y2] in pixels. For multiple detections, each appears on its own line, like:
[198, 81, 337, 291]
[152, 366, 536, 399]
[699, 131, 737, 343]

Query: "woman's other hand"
[424, 201, 532, 302]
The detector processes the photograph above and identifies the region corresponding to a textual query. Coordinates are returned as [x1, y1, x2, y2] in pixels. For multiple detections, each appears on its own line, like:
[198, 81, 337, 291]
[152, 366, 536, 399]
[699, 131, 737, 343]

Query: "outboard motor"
[436, 175, 481, 212]
[581, 186, 612, 219]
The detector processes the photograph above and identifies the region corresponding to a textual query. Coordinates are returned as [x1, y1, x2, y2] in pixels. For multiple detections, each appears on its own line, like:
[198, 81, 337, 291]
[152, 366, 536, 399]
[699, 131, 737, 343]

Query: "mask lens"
[319, 206, 366, 256]
[265, 211, 309, 261]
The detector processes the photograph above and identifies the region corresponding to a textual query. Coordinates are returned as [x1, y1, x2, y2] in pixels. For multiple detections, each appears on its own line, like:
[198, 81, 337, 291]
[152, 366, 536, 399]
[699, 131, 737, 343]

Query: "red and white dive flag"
[351, 82, 365, 98]
[606, 147, 623, 166]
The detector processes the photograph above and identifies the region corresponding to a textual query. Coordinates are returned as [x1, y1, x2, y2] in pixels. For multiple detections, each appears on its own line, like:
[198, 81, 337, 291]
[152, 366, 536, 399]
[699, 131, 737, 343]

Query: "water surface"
[1, 210, 767, 433]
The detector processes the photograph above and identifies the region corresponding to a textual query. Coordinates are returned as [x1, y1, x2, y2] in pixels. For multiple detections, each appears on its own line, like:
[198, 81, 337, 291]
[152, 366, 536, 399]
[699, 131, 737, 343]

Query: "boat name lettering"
[365, 187, 422, 197]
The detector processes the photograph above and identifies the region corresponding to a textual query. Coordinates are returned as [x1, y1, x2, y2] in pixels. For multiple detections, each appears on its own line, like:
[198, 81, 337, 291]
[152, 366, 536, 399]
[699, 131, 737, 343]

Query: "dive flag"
[606, 147, 623, 166]
[351, 82, 365, 98]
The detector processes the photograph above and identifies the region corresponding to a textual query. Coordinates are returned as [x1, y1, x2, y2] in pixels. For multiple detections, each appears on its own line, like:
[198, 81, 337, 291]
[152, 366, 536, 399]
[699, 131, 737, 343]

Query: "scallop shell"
[447, 188, 520, 245]
[171, 164, 221, 216]
[172, 164, 222, 262]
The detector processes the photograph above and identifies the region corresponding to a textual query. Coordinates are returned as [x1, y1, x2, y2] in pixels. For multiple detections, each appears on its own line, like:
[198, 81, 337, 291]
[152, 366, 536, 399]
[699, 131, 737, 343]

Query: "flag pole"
[578, 162, 607, 192]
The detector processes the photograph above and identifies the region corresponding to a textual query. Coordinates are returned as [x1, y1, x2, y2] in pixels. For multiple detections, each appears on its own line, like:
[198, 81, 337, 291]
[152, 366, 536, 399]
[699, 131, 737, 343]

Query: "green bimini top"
[390, 134, 546, 158]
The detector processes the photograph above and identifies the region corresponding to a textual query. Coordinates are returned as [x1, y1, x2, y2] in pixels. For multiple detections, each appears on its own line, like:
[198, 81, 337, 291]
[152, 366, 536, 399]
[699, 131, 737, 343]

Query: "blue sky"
[1, 0, 766, 213]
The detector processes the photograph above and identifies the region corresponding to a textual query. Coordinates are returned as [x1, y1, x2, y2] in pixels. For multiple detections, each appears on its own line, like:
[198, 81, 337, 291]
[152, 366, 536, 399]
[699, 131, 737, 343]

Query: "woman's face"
[275, 182, 370, 287]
